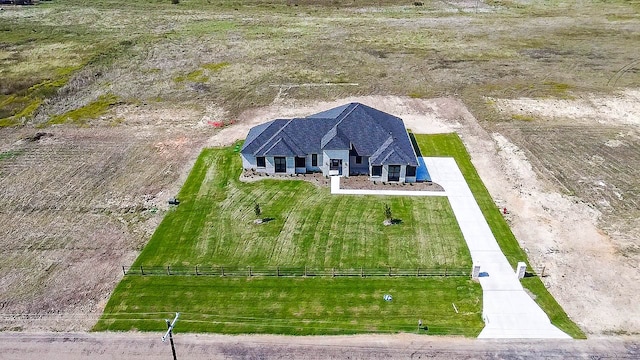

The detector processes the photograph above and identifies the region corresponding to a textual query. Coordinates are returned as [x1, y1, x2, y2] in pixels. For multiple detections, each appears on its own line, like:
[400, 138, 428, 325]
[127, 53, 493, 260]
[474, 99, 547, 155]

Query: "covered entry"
[329, 159, 343, 175]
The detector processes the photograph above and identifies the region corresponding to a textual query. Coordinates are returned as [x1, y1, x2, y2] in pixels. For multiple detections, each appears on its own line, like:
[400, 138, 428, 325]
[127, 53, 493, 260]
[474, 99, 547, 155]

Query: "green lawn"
[413, 133, 585, 339]
[96, 133, 583, 338]
[96, 136, 482, 335]
[94, 276, 483, 336]
[135, 145, 469, 269]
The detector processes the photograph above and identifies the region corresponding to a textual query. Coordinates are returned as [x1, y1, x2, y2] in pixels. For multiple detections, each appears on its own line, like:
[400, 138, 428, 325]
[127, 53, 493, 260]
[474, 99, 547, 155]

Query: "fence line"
[122, 265, 470, 278]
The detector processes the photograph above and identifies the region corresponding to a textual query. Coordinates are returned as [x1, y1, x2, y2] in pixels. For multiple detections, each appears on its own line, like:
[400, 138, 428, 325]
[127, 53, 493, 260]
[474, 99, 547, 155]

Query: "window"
[274, 157, 286, 173]
[312, 154, 317, 167]
[406, 165, 416, 177]
[355, 156, 362, 164]
[295, 156, 306, 168]
[371, 165, 382, 177]
[388, 165, 401, 181]
[256, 156, 266, 168]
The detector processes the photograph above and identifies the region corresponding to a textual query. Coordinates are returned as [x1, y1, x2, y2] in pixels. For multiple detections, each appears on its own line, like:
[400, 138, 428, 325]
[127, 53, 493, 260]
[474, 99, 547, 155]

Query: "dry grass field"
[0, 0, 639, 335]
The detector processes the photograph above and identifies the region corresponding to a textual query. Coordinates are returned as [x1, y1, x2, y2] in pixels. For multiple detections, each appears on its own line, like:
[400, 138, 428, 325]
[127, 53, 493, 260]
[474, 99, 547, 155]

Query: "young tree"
[384, 203, 392, 221]
[254, 202, 262, 218]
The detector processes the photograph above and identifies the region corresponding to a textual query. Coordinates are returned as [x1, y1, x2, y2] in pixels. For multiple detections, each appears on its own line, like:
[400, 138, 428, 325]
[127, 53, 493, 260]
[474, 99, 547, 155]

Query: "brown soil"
[340, 176, 444, 192]
[241, 169, 445, 192]
[0, 108, 214, 331]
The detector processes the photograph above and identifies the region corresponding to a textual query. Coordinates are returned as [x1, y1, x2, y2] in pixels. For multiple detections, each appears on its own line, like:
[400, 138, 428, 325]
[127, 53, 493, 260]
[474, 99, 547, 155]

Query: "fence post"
[304, 266, 307, 277]
[122, 266, 126, 275]
[249, 266, 252, 277]
[389, 267, 392, 276]
[221, 266, 224, 277]
[445, 268, 447, 277]
[140, 265, 144, 275]
[361, 266, 364, 278]
[332, 267, 335, 277]
[277, 266, 280, 277]
[417, 268, 420, 277]
[195, 265, 199, 276]
[167, 266, 171, 275]
[541, 266, 546, 277]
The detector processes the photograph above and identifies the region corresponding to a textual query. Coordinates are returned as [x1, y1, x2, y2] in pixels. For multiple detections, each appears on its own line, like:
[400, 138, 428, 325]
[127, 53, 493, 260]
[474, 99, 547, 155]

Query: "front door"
[330, 159, 342, 175]
[274, 157, 286, 173]
[388, 165, 401, 182]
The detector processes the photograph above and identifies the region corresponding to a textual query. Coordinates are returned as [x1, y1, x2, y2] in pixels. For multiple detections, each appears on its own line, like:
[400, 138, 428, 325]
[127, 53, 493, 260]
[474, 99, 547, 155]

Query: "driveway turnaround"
[331, 158, 571, 339]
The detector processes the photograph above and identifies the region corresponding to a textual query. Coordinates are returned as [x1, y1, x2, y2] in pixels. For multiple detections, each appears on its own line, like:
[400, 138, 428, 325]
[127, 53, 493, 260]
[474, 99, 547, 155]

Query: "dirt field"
[1, 0, 639, 340]
[0, 106, 215, 331]
[1, 94, 638, 336]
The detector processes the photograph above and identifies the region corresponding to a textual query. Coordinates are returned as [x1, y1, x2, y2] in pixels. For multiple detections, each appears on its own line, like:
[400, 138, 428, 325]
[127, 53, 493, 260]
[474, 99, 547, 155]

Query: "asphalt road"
[0, 332, 638, 359]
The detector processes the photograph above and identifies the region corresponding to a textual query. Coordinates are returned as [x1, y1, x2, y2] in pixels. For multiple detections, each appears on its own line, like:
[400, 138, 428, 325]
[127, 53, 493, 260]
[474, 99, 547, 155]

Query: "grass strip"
[94, 276, 483, 336]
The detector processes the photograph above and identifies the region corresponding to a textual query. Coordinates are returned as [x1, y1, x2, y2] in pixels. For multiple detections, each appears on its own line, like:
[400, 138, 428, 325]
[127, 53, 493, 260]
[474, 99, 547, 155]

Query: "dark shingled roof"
[241, 103, 418, 166]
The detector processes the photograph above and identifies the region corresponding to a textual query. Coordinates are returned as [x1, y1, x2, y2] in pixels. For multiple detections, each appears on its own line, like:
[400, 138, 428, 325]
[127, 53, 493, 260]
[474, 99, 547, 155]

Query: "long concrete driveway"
[331, 158, 570, 338]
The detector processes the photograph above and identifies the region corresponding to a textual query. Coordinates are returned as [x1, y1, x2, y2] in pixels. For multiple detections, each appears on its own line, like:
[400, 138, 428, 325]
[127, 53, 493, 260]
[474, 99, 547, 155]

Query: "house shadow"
[408, 132, 424, 158]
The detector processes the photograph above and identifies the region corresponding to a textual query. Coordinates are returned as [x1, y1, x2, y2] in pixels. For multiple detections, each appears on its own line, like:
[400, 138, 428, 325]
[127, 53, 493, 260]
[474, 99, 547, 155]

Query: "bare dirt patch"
[486, 93, 640, 335]
[491, 90, 640, 127]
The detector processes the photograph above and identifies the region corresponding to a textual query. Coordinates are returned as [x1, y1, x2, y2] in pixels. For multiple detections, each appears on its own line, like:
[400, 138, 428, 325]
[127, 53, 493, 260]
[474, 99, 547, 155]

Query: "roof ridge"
[280, 123, 307, 154]
[241, 120, 276, 152]
[321, 103, 358, 149]
[262, 137, 297, 156]
[255, 119, 294, 154]
[370, 136, 394, 160]
[390, 143, 413, 163]
[334, 103, 359, 126]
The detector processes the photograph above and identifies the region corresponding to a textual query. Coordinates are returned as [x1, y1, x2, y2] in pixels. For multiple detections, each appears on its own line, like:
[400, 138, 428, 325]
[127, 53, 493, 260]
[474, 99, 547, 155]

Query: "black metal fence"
[122, 265, 470, 277]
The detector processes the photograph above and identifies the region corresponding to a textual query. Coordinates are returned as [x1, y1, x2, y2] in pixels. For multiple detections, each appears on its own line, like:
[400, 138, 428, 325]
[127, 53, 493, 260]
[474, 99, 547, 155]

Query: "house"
[240, 103, 420, 183]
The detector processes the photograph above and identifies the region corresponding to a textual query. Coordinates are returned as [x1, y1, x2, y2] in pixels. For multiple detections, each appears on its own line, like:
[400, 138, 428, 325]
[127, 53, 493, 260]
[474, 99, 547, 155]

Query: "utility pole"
[162, 312, 180, 360]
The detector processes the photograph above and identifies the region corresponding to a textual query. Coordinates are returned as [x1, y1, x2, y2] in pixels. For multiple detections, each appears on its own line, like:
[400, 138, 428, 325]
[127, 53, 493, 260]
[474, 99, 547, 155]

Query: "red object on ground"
[503, 207, 507, 214]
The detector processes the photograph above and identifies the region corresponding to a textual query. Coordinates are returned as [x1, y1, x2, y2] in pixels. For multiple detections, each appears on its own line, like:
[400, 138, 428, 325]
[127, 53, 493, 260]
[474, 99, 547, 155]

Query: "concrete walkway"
[330, 158, 570, 339]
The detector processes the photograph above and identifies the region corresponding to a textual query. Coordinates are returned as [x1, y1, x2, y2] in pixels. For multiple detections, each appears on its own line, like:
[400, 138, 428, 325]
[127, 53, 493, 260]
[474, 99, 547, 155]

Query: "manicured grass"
[97, 139, 482, 335]
[135, 145, 470, 269]
[414, 133, 585, 339]
[98, 134, 582, 337]
[94, 276, 483, 336]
